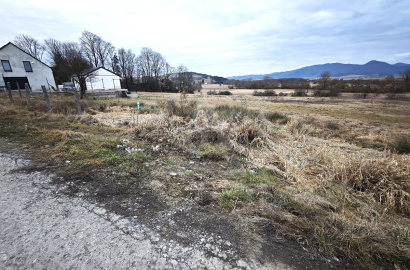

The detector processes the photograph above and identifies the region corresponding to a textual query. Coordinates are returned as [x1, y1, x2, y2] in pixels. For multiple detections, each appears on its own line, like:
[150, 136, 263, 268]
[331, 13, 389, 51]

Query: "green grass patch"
[0, 98, 152, 170]
[242, 168, 284, 187]
[62, 136, 125, 166]
[218, 187, 256, 210]
[161, 159, 174, 166]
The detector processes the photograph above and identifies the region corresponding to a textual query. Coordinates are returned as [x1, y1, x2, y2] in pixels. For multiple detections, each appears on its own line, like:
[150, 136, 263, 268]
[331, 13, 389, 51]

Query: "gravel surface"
[0, 147, 291, 270]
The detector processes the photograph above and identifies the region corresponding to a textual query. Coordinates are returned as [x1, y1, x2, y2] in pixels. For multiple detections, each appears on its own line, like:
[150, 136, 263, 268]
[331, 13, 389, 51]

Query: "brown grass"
[133, 92, 410, 267]
[1, 91, 409, 268]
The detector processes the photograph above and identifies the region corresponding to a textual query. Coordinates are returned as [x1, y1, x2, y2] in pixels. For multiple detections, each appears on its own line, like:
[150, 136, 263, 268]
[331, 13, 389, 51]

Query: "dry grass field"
[1, 87, 409, 269]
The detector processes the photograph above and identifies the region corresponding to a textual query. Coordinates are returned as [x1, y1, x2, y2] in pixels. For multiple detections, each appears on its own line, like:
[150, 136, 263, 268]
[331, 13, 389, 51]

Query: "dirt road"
[0, 140, 290, 270]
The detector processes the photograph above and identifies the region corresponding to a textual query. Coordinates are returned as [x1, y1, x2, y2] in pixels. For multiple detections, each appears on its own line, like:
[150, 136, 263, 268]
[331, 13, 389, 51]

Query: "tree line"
[228, 70, 410, 95]
[313, 70, 410, 97]
[229, 77, 311, 90]
[13, 32, 195, 98]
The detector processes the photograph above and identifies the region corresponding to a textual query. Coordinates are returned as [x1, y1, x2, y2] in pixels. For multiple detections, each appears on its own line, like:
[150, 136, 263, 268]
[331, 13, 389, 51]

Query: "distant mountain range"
[227, 61, 410, 80]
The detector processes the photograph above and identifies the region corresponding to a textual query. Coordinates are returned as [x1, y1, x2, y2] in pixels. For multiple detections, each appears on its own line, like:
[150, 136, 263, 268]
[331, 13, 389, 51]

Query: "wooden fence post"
[6, 82, 13, 102]
[41, 85, 51, 111]
[73, 89, 82, 115]
[17, 82, 22, 98]
[25, 83, 31, 106]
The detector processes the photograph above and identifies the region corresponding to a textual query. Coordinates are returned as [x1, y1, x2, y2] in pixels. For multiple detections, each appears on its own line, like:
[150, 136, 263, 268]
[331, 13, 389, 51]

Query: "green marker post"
[137, 101, 140, 125]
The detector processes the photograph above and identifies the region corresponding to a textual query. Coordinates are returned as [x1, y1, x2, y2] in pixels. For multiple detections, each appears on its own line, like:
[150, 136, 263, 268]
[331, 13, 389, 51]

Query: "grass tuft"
[157, 98, 198, 118]
[264, 112, 290, 124]
[218, 187, 255, 210]
[391, 136, 410, 154]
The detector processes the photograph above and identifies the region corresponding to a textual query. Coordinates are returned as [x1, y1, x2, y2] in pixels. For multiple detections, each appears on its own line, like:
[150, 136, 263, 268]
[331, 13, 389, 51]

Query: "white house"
[0, 42, 56, 91]
[73, 67, 121, 91]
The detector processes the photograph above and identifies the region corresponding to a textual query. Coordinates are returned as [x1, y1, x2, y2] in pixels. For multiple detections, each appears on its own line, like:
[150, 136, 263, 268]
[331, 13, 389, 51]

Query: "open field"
[202, 83, 410, 99]
[201, 84, 295, 96]
[0, 89, 409, 269]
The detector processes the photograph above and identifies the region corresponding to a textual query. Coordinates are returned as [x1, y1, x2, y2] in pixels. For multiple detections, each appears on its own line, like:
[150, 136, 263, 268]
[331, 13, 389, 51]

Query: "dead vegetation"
[1, 91, 409, 269]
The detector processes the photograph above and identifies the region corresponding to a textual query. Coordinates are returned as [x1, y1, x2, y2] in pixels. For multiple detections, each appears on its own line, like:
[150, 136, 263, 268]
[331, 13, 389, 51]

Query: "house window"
[23, 61, 33, 72]
[1, 60, 12, 72]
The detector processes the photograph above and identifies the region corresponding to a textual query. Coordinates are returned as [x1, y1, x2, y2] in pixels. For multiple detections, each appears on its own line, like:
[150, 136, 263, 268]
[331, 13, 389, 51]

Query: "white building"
[0, 42, 56, 91]
[73, 67, 121, 90]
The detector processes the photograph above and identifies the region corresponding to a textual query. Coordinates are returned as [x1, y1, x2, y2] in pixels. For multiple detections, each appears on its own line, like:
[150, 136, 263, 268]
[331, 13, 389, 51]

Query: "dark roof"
[0, 42, 52, 68]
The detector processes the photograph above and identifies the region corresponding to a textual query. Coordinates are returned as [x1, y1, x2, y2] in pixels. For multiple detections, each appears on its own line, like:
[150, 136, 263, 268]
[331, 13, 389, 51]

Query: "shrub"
[157, 98, 176, 116]
[157, 98, 197, 118]
[218, 90, 232, 95]
[253, 90, 262, 96]
[187, 128, 227, 145]
[313, 90, 340, 97]
[208, 90, 232, 95]
[230, 118, 261, 145]
[291, 90, 308, 97]
[326, 122, 340, 130]
[178, 100, 198, 118]
[214, 104, 259, 121]
[386, 93, 408, 100]
[253, 90, 277, 96]
[391, 136, 410, 154]
[195, 84, 202, 92]
[356, 93, 369, 99]
[264, 112, 290, 124]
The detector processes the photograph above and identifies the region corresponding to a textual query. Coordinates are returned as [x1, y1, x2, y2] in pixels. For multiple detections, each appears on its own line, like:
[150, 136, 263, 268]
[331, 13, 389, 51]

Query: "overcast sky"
[1, 0, 409, 77]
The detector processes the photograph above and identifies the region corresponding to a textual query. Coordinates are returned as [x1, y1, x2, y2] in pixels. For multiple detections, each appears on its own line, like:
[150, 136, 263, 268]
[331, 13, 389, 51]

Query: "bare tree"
[14, 34, 45, 60]
[177, 65, 195, 93]
[117, 48, 127, 78]
[400, 69, 410, 92]
[136, 47, 170, 91]
[161, 62, 175, 92]
[44, 38, 61, 60]
[44, 38, 71, 84]
[44, 40, 91, 98]
[80, 30, 100, 67]
[64, 42, 93, 98]
[79, 31, 116, 70]
[385, 75, 396, 93]
[125, 51, 136, 81]
[151, 52, 166, 90]
[320, 71, 331, 90]
[97, 40, 115, 69]
[117, 48, 136, 89]
[138, 47, 154, 87]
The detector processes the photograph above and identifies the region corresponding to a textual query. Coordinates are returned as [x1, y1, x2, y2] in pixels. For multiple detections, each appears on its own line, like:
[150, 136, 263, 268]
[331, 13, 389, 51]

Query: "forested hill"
[228, 61, 410, 80]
